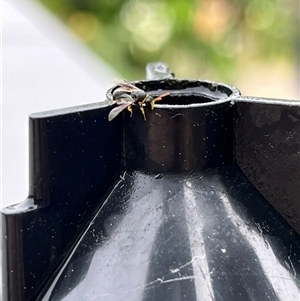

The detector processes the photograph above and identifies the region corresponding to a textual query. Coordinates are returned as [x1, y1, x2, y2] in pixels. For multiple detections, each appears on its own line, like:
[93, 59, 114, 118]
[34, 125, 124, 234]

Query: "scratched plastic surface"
[3, 76, 300, 301]
[45, 170, 300, 301]
[42, 97, 300, 301]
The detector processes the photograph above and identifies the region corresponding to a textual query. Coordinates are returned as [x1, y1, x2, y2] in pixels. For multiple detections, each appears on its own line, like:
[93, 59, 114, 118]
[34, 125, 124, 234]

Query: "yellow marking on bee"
[139, 106, 146, 120]
[127, 105, 133, 117]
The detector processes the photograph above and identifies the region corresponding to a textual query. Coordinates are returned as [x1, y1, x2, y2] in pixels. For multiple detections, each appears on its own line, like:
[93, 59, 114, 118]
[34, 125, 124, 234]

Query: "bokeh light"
[38, 0, 299, 99]
[68, 11, 100, 42]
[121, 0, 173, 52]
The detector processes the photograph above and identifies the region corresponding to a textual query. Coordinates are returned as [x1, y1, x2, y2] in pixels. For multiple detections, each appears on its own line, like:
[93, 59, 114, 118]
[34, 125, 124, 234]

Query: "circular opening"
[134, 79, 240, 106]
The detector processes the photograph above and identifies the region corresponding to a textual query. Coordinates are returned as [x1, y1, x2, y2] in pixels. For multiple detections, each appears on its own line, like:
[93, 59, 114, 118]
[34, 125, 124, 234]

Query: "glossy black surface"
[2, 79, 300, 301]
[44, 166, 300, 301]
[41, 96, 300, 301]
[235, 100, 300, 233]
[2, 104, 122, 301]
[123, 101, 234, 173]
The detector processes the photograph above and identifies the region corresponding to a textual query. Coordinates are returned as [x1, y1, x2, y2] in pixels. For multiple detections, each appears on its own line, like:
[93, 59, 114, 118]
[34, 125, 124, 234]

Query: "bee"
[107, 79, 169, 121]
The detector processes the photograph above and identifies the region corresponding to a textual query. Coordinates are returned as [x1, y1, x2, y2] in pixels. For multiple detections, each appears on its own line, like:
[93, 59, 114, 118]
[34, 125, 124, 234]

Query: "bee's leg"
[139, 106, 146, 120]
[127, 105, 133, 117]
[137, 100, 147, 120]
[149, 93, 170, 110]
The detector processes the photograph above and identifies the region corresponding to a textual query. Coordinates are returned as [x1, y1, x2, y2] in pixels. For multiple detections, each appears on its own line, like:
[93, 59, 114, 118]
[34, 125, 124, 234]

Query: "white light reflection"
[60, 173, 164, 301]
[183, 181, 215, 301]
[218, 191, 299, 301]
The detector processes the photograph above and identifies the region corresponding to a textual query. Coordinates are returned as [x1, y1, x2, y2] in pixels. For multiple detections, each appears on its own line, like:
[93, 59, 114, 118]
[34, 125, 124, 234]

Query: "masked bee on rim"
[107, 79, 169, 121]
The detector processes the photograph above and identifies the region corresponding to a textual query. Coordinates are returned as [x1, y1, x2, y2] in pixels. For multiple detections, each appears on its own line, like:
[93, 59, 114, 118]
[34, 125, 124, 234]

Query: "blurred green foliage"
[38, 0, 298, 82]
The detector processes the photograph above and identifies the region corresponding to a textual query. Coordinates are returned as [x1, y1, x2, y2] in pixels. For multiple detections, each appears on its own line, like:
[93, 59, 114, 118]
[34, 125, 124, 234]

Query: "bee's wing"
[108, 102, 132, 121]
[108, 93, 132, 105]
[114, 94, 135, 105]
[113, 78, 140, 92]
[106, 91, 114, 103]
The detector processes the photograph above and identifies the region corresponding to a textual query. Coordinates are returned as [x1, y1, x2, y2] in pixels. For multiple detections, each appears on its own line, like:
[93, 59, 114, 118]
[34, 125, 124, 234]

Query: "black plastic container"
[2, 78, 300, 301]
